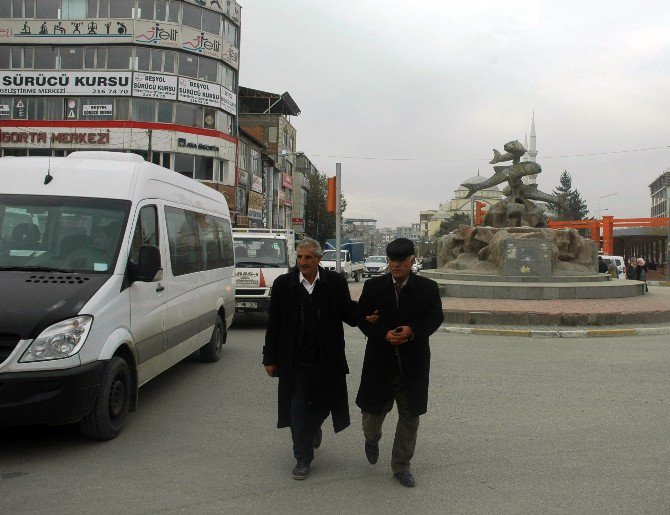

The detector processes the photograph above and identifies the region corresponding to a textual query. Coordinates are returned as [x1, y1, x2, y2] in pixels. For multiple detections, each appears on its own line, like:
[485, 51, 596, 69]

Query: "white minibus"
[0, 152, 235, 439]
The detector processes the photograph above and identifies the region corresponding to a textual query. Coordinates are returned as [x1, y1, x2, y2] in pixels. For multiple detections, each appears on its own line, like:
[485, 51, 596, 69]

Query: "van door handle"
[156, 284, 165, 292]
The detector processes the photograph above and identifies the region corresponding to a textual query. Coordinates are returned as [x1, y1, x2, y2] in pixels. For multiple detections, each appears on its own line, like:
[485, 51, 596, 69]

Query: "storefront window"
[194, 155, 215, 181]
[174, 153, 194, 178]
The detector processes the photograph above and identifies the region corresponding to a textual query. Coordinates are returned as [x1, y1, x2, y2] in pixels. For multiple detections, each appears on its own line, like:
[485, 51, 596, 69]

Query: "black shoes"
[312, 427, 322, 449]
[393, 471, 416, 488]
[292, 459, 311, 480]
[365, 441, 379, 464]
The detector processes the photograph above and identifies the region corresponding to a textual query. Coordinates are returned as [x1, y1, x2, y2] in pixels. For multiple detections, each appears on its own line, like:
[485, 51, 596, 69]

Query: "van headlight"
[20, 316, 93, 362]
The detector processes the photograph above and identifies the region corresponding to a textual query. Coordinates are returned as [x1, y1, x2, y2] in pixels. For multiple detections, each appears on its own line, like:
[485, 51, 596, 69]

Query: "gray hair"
[297, 237, 323, 258]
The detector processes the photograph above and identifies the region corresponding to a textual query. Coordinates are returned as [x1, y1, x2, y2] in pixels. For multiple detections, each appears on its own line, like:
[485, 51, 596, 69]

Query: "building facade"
[649, 171, 670, 218]
[236, 127, 265, 227]
[0, 0, 240, 206]
[238, 87, 299, 230]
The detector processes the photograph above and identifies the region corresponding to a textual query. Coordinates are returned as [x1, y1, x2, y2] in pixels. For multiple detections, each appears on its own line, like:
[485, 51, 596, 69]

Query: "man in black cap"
[356, 238, 444, 487]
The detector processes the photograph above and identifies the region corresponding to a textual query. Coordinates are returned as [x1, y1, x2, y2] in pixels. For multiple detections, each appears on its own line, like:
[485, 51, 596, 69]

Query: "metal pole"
[470, 197, 475, 226]
[335, 163, 342, 273]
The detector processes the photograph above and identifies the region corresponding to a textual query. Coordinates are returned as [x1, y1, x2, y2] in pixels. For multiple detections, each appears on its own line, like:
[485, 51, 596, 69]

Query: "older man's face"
[388, 255, 414, 283]
[297, 248, 321, 281]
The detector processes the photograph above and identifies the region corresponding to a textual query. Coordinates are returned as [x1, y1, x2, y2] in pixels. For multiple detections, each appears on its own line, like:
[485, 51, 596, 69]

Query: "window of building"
[10, 48, 21, 68]
[163, 50, 176, 74]
[223, 20, 238, 46]
[194, 155, 215, 181]
[0, 48, 8, 70]
[175, 102, 197, 127]
[137, 0, 153, 20]
[109, 0, 132, 18]
[157, 101, 173, 123]
[199, 58, 217, 82]
[181, 2, 201, 30]
[61, 0, 87, 19]
[60, 47, 84, 69]
[202, 9, 220, 35]
[115, 98, 129, 119]
[30, 97, 63, 120]
[131, 98, 155, 122]
[84, 47, 96, 68]
[95, 47, 107, 67]
[0, 3, 10, 17]
[174, 153, 194, 178]
[216, 110, 232, 135]
[36, 2, 58, 18]
[221, 65, 234, 90]
[251, 149, 261, 175]
[136, 46, 150, 70]
[107, 47, 130, 69]
[179, 54, 197, 78]
[98, 0, 111, 18]
[237, 141, 248, 171]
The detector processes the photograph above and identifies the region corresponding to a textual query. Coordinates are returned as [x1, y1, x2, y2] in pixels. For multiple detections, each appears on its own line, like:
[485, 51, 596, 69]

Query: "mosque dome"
[454, 175, 501, 199]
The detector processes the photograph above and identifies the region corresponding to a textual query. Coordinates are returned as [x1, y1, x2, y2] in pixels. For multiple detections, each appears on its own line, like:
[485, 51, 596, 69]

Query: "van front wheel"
[200, 314, 225, 363]
[79, 357, 131, 440]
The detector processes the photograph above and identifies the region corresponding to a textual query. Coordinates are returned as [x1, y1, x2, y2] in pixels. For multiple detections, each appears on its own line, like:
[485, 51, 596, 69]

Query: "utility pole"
[335, 162, 342, 274]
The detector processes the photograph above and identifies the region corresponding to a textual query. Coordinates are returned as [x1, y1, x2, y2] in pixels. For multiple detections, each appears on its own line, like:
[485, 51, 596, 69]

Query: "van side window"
[164, 206, 233, 276]
[129, 205, 158, 265]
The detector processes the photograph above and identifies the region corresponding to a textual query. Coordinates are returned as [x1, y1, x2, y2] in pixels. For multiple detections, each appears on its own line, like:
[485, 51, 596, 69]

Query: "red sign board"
[292, 217, 304, 225]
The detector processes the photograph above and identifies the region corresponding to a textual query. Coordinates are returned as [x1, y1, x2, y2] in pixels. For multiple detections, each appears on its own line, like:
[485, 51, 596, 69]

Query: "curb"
[438, 325, 670, 338]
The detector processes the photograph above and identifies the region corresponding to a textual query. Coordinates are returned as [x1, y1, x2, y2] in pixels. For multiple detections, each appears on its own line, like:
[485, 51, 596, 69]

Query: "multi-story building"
[650, 171, 670, 218]
[237, 127, 265, 227]
[344, 218, 377, 255]
[0, 0, 241, 208]
[238, 87, 299, 229]
[293, 153, 316, 235]
[395, 224, 420, 242]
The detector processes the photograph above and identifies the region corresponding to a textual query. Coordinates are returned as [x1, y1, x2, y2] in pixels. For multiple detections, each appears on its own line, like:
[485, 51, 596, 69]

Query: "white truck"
[321, 245, 366, 282]
[232, 228, 296, 315]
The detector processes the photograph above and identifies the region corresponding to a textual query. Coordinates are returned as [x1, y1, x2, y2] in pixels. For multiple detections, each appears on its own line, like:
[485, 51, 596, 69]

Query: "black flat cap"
[386, 238, 415, 260]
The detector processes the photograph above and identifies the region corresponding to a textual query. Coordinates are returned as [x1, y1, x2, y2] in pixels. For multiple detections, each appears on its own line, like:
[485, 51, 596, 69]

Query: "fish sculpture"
[462, 161, 541, 199]
[507, 183, 567, 209]
[489, 140, 527, 164]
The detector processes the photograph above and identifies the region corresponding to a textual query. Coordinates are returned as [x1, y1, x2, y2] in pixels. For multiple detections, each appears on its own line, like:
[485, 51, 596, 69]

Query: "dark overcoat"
[263, 266, 357, 433]
[356, 273, 444, 417]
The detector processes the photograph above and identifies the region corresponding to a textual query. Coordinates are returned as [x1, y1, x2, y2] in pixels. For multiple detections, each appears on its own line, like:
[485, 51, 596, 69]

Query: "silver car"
[363, 255, 387, 277]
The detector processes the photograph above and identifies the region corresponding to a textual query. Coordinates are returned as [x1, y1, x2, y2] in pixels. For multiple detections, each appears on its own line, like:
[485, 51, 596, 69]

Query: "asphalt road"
[2, 307, 670, 513]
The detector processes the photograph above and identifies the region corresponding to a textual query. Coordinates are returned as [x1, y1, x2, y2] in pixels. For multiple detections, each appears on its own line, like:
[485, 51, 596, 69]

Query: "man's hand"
[264, 365, 278, 377]
[365, 309, 380, 324]
[385, 325, 413, 345]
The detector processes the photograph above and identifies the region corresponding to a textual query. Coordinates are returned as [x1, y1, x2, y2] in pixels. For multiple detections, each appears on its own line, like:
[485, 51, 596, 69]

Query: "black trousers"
[290, 362, 329, 462]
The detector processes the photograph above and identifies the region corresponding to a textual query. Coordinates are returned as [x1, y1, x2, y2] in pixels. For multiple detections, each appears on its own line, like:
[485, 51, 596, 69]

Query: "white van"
[601, 255, 625, 278]
[0, 152, 235, 439]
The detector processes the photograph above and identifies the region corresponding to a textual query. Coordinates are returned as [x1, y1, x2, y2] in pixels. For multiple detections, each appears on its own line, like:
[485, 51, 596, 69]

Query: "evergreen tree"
[552, 171, 589, 220]
[435, 213, 470, 237]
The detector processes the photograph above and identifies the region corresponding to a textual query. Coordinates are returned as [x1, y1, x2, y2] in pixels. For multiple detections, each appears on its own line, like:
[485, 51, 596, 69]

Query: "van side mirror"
[136, 244, 163, 282]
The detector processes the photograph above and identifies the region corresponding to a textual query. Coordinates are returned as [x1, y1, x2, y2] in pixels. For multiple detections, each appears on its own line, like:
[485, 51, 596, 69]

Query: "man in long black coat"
[263, 237, 358, 480]
[356, 238, 444, 487]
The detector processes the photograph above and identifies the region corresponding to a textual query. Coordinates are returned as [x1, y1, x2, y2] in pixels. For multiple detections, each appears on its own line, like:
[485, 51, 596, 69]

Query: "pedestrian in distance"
[263, 237, 376, 480]
[356, 238, 444, 488]
[598, 256, 609, 274]
[635, 257, 649, 292]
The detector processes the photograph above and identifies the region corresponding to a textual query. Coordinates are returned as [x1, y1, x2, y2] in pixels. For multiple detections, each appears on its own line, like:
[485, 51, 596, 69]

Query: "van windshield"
[234, 237, 288, 268]
[0, 194, 130, 273]
[322, 250, 348, 261]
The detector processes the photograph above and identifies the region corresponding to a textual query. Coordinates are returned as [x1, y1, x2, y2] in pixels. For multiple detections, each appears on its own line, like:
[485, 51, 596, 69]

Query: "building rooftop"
[238, 87, 301, 116]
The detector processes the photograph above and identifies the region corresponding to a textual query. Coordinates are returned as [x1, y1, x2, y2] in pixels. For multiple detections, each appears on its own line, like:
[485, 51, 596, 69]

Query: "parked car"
[363, 255, 387, 277]
[601, 255, 625, 278]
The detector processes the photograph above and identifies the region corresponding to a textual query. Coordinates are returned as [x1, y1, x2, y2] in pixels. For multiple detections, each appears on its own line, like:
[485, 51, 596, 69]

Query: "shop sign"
[7, 19, 134, 43]
[82, 104, 113, 117]
[251, 175, 263, 193]
[0, 104, 8, 116]
[134, 20, 180, 48]
[181, 26, 221, 59]
[282, 172, 293, 189]
[178, 77, 220, 108]
[0, 130, 110, 145]
[0, 71, 132, 96]
[238, 169, 248, 185]
[177, 137, 219, 152]
[292, 218, 304, 225]
[236, 215, 249, 227]
[221, 87, 236, 115]
[132, 72, 177, 99]
[247, 191, 264, 220]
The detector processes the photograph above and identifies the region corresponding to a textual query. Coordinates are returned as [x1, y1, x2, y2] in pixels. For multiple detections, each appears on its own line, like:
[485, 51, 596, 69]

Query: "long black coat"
[356, 273, 444, 417]
[263, 266, 357, 433]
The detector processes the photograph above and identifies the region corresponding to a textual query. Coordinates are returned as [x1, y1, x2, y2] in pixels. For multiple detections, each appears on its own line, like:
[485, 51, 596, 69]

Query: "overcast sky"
[238, 1, 670, 228]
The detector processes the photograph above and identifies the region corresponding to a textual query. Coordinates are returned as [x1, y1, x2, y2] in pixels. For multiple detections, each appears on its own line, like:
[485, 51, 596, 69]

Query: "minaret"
[524, 111, 538, 185]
